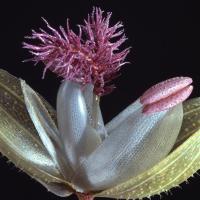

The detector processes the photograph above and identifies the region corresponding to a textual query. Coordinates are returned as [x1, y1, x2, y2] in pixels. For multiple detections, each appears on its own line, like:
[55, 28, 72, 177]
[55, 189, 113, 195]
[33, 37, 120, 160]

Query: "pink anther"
[140, 77, 193, 114]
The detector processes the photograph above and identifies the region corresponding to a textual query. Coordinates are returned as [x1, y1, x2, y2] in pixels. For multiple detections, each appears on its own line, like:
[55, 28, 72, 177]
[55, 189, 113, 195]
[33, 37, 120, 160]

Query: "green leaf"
[0, 69, 74, 196]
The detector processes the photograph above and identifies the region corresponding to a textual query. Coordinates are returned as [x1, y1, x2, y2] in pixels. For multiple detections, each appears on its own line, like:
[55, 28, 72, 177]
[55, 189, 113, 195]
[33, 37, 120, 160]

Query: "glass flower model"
[0, 7, 200, 200]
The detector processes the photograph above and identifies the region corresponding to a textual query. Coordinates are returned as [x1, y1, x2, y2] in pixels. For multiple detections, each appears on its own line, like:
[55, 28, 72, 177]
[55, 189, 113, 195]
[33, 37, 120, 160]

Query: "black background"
[0, 1, 200, 200]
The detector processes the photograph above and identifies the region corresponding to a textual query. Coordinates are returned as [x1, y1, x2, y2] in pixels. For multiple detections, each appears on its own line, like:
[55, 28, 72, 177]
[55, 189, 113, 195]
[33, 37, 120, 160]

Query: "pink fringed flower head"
[23, 7, 130, 96]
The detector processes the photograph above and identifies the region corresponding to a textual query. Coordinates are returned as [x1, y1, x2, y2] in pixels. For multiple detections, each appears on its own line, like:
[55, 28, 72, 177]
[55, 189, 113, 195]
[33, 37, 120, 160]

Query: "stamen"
[140, 77, 193, 114]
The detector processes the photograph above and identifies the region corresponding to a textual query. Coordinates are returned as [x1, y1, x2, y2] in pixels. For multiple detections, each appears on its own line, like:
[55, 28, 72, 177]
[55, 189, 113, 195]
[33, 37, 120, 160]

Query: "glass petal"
[72, 104, 183, 192]
[56, 81, 101, 179]
[96, 97, 200, 199]
[83, 84, 107, 140]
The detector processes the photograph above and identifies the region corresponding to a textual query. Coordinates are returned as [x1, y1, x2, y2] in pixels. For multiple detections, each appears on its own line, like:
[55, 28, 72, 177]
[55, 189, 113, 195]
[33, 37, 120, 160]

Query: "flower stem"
[76, 193, 94, 200]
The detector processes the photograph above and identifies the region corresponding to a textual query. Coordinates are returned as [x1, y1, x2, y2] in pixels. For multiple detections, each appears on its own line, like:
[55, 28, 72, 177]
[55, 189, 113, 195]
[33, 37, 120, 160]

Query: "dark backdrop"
[0, 1, 199, 200]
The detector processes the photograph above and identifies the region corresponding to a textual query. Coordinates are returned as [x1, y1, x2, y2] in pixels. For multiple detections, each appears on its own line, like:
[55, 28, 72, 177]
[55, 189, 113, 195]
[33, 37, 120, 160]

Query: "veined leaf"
[0, 69, 74, 196]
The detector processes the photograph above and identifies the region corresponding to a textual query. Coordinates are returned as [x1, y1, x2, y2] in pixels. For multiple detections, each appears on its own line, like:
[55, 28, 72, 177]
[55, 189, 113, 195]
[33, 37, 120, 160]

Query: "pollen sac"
[140, 77, 193, 114]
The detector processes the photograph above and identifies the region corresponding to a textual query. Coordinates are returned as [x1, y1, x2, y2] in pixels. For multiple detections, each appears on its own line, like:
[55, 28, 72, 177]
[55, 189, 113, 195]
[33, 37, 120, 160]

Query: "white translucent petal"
[83, 84, 107, 140]
[21, 80, 72, 179]
[82, 84, 93, 121]
[57, 81, 101, 178]
[106, 99, 141, 134]
[72, 104, 183, 192]
[96, 105, 108, 140]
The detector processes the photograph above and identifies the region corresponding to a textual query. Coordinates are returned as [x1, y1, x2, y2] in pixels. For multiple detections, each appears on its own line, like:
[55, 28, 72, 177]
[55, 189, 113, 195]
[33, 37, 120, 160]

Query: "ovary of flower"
[21, 76, 192, 193]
